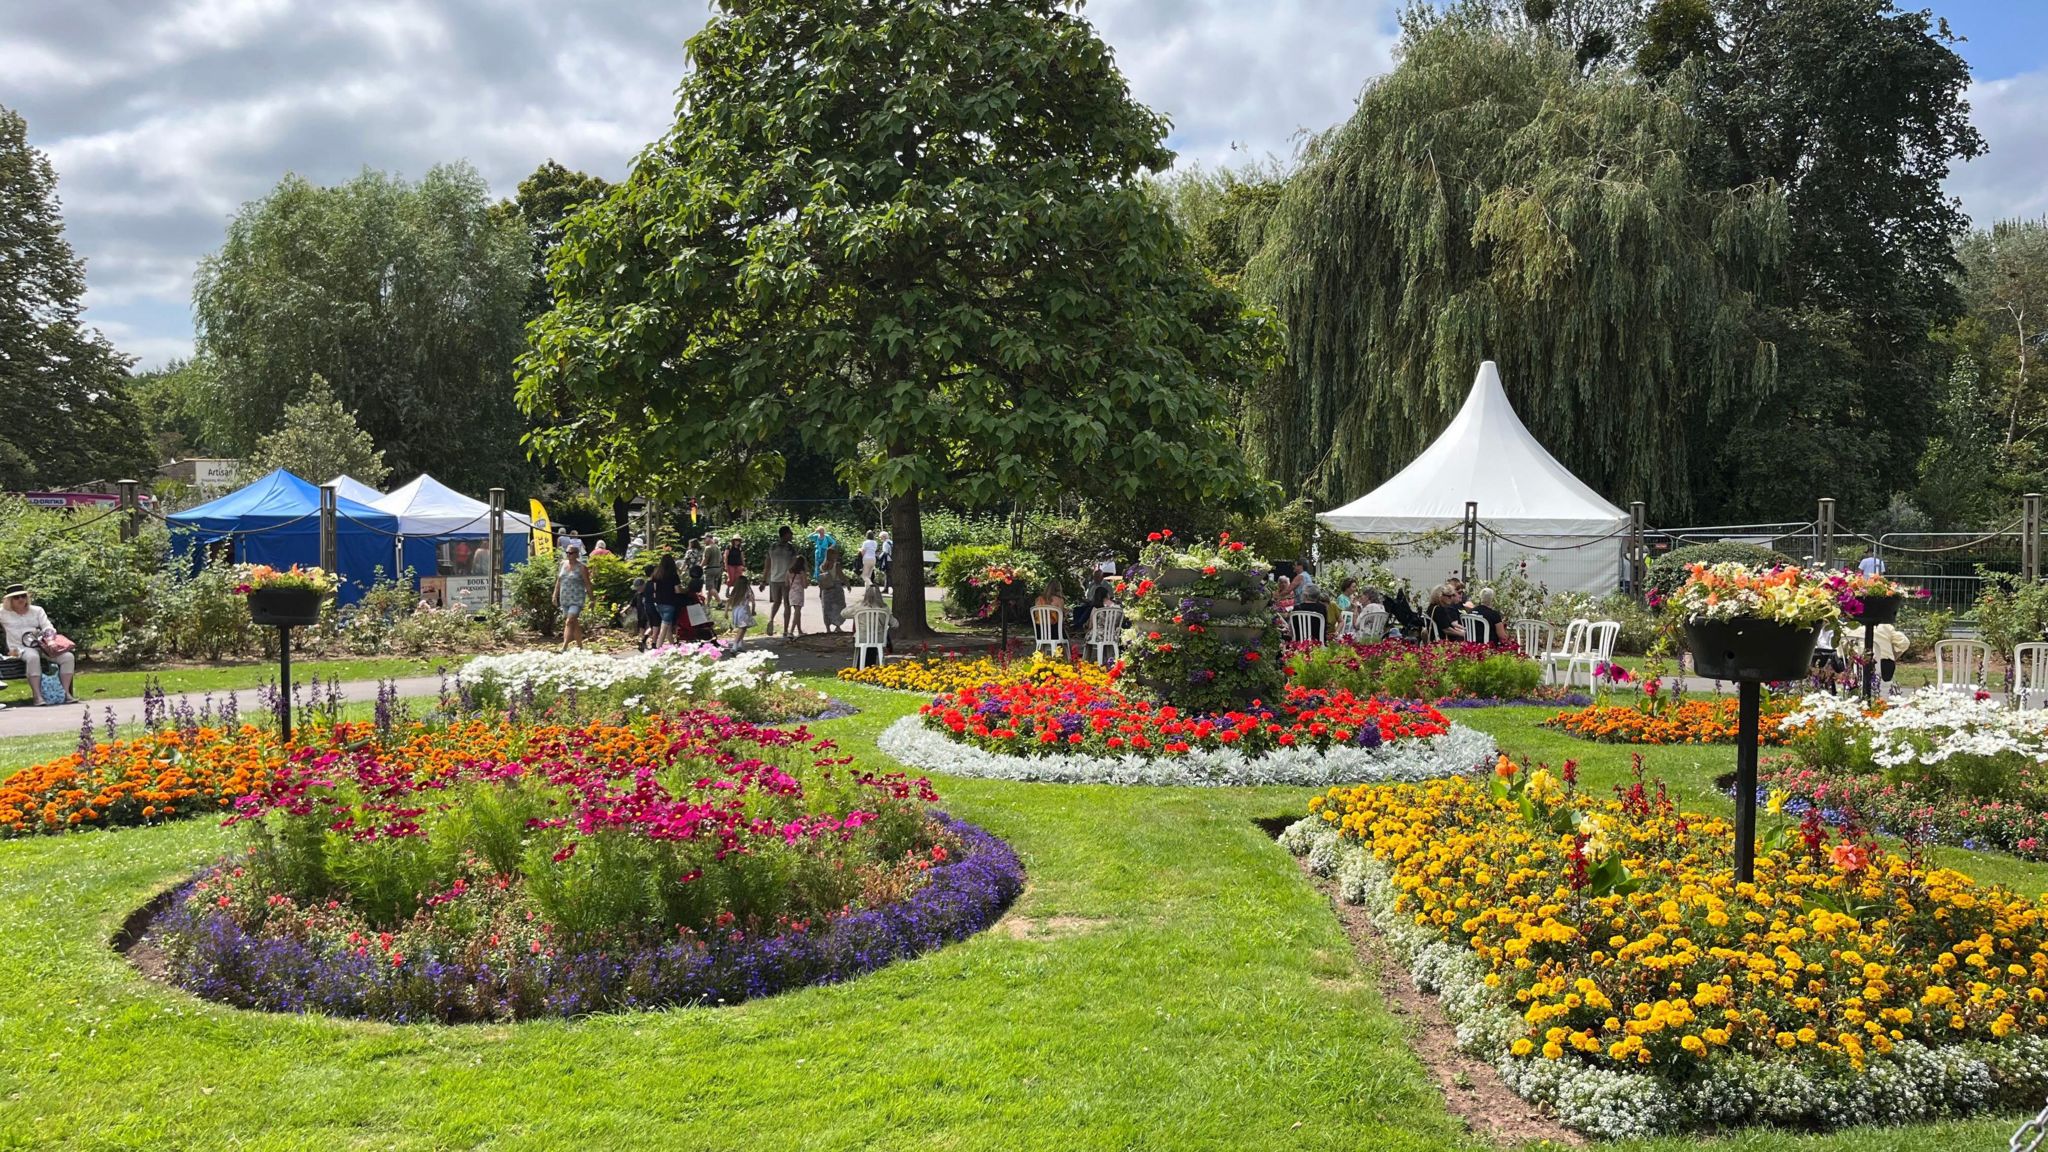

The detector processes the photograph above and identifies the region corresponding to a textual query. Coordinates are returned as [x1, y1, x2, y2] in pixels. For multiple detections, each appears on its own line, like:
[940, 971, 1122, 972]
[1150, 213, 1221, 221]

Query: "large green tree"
[519, 0, 1271, 636]
[0, 106, 155, 490]
[1638, 0, 1982, 521]
[1245, 24, 1783, 515]
[193, 164, 533, 494]
[502, 160, 612, 322]
[1939, 219, 2048, 503]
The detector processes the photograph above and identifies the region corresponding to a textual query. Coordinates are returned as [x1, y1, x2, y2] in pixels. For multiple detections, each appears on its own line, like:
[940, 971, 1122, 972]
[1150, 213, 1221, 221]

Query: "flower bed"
[459, 647, 835, 724]
[1285, 639, 1543, 702]
[836, 651, 1113, 695]
[1281, 761, 2048, 1138]
[1540, 698, 1802, 745]
[884, 681, 1494, 786]
[150, 712, 1020, 1022]
[1760, 690, 2048, 860]
[0, 724, 276, 837]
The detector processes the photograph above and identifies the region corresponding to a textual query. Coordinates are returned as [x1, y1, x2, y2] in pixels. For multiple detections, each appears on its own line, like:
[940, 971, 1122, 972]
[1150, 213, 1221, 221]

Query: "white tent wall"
[1319, 361, 1632, 596]
[1373, 536, 1626, 597]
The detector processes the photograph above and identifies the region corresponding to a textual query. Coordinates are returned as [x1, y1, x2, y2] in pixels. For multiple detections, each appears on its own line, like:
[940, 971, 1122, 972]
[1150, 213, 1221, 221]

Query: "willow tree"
[518, 0, 1268, 636]
[1247, 25, 1784, 517]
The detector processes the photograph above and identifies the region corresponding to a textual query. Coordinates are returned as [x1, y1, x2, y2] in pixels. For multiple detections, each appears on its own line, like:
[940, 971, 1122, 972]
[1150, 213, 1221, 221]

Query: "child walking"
[786, 554, 810, 637]
[727, 575, 756, 649]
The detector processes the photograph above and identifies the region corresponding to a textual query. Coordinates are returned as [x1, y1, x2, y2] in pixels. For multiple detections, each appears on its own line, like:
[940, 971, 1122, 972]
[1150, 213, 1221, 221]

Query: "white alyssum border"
[1278, 818, 2048, 1139]
[877, 715, 1496, 787]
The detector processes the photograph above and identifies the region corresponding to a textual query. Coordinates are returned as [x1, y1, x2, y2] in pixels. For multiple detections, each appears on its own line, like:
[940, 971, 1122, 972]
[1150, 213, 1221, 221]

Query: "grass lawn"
[3, 656, 450, 708]
[0, 681, 2036, 1149]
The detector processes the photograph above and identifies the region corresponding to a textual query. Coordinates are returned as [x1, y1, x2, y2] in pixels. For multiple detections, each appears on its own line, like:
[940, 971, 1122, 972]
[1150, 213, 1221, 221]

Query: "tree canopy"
[193, 164, 533, 494]
[1244, 23, 1783, 516]
[519, 0, 1272, 633]
[0, 105, 155, 490]
[240, 375, 391, 488]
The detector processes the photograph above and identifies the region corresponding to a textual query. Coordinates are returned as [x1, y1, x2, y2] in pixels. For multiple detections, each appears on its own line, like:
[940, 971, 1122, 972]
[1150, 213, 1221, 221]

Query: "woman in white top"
[1, 584, 76, 705]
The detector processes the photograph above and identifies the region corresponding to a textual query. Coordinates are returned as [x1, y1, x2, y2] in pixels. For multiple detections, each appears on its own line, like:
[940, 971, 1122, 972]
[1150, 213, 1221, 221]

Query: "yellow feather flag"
[530, 499, 555, 557]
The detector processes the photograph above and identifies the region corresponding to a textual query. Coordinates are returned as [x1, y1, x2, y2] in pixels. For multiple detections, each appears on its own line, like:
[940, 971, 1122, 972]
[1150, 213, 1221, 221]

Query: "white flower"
[878, 716, 1496, 787]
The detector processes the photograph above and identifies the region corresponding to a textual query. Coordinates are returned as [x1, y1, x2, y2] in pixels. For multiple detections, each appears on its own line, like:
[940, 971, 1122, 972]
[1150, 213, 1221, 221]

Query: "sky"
[2, 0, 2044, 370]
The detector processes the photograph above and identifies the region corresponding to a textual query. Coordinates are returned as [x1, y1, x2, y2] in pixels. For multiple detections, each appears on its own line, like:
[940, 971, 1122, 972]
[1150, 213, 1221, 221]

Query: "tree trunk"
[889, 484, 934, 641]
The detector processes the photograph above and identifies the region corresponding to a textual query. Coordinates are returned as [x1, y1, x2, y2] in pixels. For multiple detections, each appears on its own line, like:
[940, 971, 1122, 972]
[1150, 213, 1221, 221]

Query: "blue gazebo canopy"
[168, 469, 401, 604]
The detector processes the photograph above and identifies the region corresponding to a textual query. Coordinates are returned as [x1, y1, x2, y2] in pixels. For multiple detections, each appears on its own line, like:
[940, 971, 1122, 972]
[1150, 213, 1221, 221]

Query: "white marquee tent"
[1319, 361, 1631, 595]
[371, 474, 536, 579]
[325, 475, 387, 506]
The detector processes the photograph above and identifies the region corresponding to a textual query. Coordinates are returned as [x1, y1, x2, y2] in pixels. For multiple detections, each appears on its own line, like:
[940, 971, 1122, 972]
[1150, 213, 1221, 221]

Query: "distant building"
[162, 458, 242, 490]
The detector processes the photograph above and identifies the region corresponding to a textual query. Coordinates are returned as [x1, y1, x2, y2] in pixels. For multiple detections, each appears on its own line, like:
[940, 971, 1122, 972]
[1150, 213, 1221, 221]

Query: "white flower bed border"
[457, 647, 825, 712]
[878, 714, 1496, 787]
[1278, 818, 2048, 1139]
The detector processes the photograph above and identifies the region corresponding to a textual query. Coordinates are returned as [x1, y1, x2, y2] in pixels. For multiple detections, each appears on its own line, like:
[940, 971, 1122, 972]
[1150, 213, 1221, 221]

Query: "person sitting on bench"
[2, 584, 77, 706]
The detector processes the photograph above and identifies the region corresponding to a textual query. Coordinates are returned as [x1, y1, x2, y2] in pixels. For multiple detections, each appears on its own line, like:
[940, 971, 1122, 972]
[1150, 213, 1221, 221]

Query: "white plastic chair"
[1563, 621, 1622, 689]
[851, 607, 890, 670]
[1354, 605, 1388, 642]
[1459, 612, 1491, 644]
[1083, 605, 1124, 666]
[1540, 619, 1589, 685]
[1030, 605, 1066, 658]
[1934, 639, 1992, 695]
[1288, 610, 1327, 644]
[1510, 619, 1555, 660]
[2014, 643, 2048, 710]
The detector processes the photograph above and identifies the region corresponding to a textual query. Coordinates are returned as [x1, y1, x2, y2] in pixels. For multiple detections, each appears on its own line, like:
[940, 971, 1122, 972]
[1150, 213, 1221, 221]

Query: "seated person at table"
[1469, 588, 1504, 639]
[1072, 579, 1111, 637]
[2, 584, 76, 706]
[1427, 585, 1466, 640]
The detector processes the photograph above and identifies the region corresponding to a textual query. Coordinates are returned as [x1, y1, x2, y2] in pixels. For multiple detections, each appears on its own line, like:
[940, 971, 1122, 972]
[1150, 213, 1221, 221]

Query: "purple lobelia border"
[149, 812, 1023, 1024]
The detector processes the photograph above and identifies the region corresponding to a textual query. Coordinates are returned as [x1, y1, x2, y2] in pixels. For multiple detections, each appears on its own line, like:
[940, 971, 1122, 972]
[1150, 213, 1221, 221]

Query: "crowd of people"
[551, 524, 902, 654]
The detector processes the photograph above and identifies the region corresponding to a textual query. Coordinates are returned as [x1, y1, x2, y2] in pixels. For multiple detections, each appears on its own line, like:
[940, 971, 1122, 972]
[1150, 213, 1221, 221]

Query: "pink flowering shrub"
[157, 711, 992, 1020]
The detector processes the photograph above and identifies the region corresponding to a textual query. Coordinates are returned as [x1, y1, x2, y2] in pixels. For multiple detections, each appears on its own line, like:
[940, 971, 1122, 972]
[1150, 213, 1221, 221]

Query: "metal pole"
[1735, 679, 1760, 885]
[488, 487, 506, 608]
[318, 485, 338, 574]
[118, 479, 140, 542]
[1816, 498, 1836, 568]
[2028, 494, 2043, 583]
[277, 625, 293, 743]
[1629, 500, 1647, 597]
[1461, 502, 1478, 584]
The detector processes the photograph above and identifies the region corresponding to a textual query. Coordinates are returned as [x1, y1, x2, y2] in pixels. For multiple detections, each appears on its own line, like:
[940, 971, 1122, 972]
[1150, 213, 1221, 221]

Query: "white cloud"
[1948, 68, 2048, 225]
[10, 0, 2033, 373]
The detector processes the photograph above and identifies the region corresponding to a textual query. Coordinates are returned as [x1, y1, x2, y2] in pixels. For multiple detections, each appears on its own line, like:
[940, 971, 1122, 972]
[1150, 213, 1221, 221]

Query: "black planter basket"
[1684, 618, 1820, 682]
[1845, 594, 1902, 626]
[247, 586, 325, 627]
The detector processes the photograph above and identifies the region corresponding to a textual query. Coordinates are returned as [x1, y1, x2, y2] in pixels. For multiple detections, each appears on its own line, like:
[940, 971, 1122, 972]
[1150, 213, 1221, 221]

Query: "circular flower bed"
[146, 712, 1021, 1022]
[881, 681, 1495, 786]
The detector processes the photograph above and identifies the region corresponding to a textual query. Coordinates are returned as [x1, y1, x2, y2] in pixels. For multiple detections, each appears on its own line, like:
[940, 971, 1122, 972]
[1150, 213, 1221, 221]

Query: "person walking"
[701, 536, 723, 599]
[763, 526, 799, 636]
[650, 553, 685, 647]
[818, 546, 849, 633]
[1858, 548, 1886, 578]
[727, 575, 756, 648]
[723, 535, 746, 590]
[877, 531, 894, 591]
[859, 530, 879, 586]
[784, 554, 811, 637]
[554, 543, 592, 649]
[808, 526, 837, 584]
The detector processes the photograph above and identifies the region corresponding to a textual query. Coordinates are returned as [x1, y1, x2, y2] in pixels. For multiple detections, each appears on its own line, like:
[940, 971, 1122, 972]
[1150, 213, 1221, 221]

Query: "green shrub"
[507, 557, 559, 637]
[585, 553, 638, 614]
[113, 562, 261, 663]
[0, 499, 164, 654]
[1645, 542, 1799, 598]
[1456, 654, 1544, 699]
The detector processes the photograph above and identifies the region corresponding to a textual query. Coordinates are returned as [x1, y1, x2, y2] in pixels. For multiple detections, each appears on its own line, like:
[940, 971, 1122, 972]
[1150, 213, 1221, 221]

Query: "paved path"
[0, 586, 981, 740]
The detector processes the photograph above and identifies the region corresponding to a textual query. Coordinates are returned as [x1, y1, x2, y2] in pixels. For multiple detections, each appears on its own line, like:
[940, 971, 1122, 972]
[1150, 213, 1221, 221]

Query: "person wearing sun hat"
[1, 584, 77, 705]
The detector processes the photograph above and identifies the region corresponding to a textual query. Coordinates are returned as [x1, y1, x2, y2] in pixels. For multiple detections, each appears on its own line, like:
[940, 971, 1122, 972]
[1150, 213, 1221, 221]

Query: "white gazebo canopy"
[325, 474, 387, 506]
[372, 474, 532, 537]
[1320, 361, 1630, 593]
